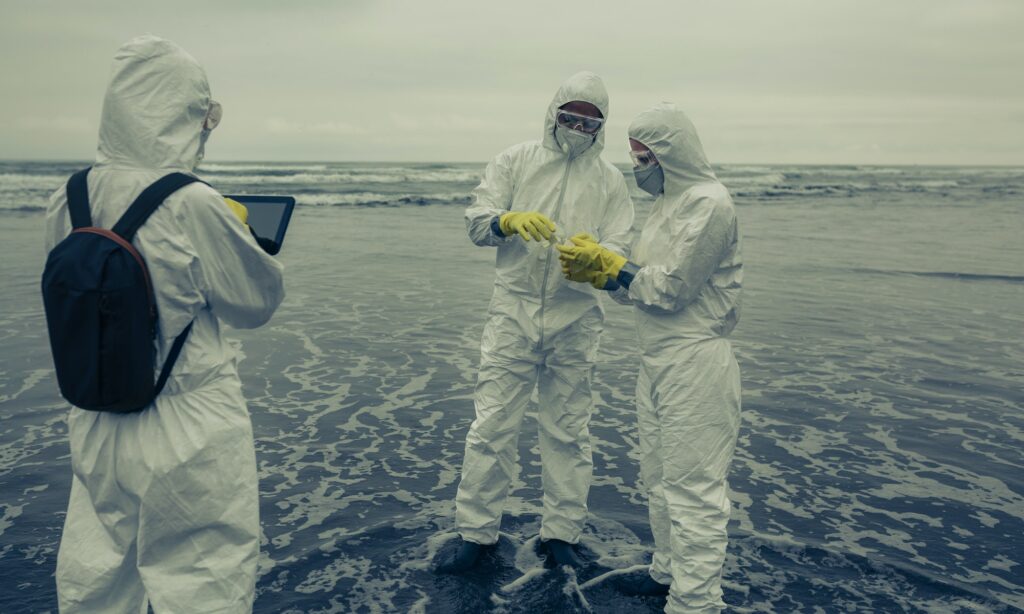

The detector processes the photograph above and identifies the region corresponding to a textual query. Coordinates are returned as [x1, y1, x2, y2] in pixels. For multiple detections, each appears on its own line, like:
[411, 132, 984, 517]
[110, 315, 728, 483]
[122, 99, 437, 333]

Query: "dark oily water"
[1, 162, 1022, 613]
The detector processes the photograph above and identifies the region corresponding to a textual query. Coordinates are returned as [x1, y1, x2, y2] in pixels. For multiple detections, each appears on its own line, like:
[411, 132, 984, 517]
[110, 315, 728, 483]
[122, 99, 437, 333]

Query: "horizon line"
[2, 158, 1023, 169]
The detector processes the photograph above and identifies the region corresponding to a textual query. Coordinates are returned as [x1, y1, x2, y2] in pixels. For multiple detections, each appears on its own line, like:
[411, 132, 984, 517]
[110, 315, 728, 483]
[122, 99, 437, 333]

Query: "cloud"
[388, 113, 490, 132]
[1, 0, 1022, 164]
[12, 116, 94, 133]
[264, 118, 367, 136]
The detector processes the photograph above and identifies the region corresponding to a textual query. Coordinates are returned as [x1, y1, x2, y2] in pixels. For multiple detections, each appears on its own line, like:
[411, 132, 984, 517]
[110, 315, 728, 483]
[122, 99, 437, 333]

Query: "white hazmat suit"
[45, 36, 284, 613]
[456, 72, 634, 546]
[621, 104, 743, 613]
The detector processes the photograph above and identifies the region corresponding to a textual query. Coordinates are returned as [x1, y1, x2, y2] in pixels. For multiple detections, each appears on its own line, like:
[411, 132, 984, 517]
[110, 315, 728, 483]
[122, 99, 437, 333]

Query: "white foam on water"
[577, 564, 647, 590]
[726, 172, 786, 188]
[499, 566, 547, 594]
[0, 502, 25, 538]
[0, 369, 52, 405]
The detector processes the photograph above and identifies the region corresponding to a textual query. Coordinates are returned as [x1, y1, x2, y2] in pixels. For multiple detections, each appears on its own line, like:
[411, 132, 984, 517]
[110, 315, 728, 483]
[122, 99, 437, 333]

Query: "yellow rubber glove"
[556, 232, 597, 267]
[224, 197, 249, 225]
[559, 234, 598, 281]
[499, 211, 556, 242]
[556, 233, 627, 279]
[560, 259, 612, 289]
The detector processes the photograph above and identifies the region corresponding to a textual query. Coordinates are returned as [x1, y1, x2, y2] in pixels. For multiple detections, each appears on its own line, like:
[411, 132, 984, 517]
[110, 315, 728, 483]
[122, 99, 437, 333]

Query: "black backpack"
[41, 167, 201, 413]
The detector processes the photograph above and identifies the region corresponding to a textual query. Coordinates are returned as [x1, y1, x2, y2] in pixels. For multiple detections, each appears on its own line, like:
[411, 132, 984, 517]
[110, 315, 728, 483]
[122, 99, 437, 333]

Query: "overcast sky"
[2, 0, 1022, 165]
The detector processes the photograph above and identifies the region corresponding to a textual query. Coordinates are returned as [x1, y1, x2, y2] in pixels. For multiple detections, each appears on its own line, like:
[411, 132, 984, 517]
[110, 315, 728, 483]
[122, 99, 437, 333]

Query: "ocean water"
[1, 160, 1022, 613]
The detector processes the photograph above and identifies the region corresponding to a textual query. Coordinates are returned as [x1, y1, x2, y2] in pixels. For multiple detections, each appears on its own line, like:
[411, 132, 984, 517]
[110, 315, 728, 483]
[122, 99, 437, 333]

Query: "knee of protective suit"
[538, 409, 592, 447]
[662, 475, 732, 520]
[465, 414, 522, 453]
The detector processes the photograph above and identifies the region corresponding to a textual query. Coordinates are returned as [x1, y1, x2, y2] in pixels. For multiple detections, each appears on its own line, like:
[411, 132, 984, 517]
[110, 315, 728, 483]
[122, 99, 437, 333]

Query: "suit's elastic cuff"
[602, 278, 621, 291]
[616, 261, 640, 289]
[490, 216, 506, 238]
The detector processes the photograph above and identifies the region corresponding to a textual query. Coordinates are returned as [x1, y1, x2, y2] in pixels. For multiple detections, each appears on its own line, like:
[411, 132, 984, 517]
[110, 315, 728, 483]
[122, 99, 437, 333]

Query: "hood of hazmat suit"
[625, 103, 743, 613]
[455, 73, 634, 547]
[45, 35, 284, 613]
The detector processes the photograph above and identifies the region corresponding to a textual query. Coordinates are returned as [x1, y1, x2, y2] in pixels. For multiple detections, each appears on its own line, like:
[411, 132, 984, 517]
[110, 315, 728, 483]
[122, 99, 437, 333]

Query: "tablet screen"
[224, 195, 295, 251]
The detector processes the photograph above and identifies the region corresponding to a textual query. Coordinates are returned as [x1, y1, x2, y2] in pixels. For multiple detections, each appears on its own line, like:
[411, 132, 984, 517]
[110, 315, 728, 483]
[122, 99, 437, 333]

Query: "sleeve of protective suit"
[628, 197, 734, 312]
[178, 185, 285, 329]
[44, 188, 72, 253]
[465, 147, 517, 247]
[607, 283, 634, 306]
[597, 172, 635, 256]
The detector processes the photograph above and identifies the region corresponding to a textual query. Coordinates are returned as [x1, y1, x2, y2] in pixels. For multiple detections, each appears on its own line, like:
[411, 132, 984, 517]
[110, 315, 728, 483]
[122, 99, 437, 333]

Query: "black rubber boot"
[436, 539, 487, 574]
[544, 539, 583, 568]
[619, 574, 671, 596]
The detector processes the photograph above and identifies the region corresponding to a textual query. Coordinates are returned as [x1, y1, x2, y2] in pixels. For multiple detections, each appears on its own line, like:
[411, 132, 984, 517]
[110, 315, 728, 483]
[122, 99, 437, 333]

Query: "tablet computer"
[224, 195, 295, 255]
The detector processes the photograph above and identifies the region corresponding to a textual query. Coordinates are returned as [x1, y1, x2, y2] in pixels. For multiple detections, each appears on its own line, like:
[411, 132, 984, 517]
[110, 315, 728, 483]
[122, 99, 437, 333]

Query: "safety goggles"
[555, 110, 604, 134]
[629, 149, 659, 170]
[204, 100, 223, 130]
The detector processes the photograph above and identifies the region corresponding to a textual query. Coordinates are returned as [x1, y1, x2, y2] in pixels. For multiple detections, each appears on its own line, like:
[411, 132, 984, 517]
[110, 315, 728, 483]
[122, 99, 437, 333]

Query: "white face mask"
[555, 125, 595, 158]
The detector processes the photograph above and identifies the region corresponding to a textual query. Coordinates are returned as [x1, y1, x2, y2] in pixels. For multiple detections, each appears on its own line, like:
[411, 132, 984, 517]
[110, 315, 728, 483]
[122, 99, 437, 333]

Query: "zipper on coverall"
[537, 156, 574, 351]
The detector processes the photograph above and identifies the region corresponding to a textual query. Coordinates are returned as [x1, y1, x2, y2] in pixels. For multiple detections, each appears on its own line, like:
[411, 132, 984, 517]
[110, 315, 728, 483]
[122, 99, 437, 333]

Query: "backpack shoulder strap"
[66, 167, 93, 229]
[112, 173, 207, 241]
[153, 321, 194, 398]
[107, 173, 209, 403]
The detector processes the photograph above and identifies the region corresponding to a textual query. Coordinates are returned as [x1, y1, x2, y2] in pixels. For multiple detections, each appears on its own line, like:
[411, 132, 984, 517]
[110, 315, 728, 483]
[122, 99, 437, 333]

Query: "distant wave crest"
[0, 204, 46, 213]
[295, 192, 471, 208]
[852, 268, 1024, 283]
[200, 168, 482, 185]
[732, 180, 965, 199]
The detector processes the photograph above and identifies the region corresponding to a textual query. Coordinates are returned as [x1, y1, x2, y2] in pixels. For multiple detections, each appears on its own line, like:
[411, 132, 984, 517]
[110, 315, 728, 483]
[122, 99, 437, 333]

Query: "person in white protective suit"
[45, 35, 284, 613]
[438, 71, 635, 573]
[557, 103, 742, 613]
